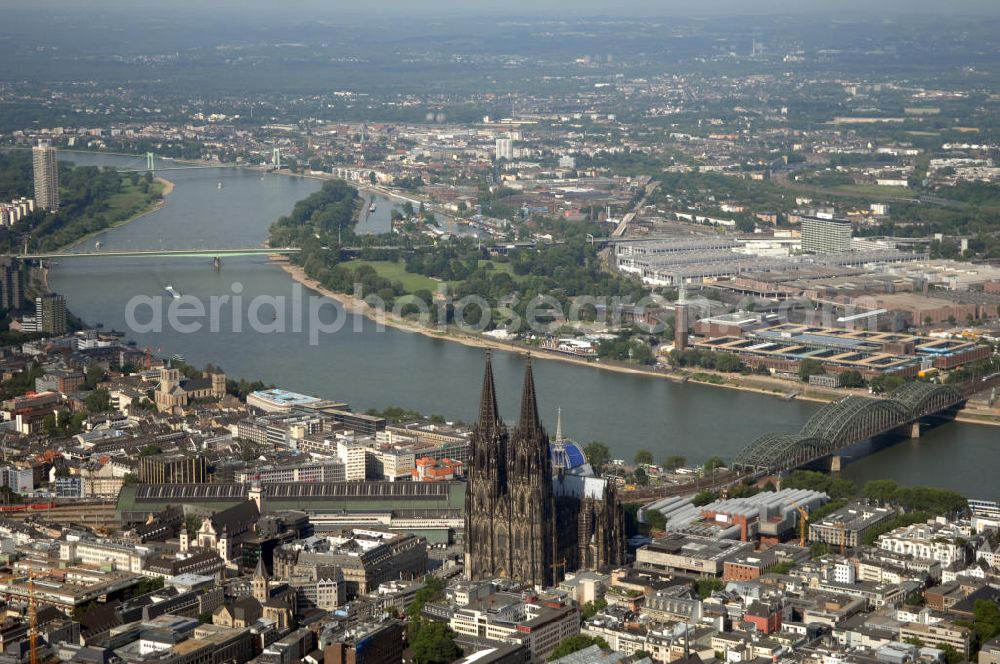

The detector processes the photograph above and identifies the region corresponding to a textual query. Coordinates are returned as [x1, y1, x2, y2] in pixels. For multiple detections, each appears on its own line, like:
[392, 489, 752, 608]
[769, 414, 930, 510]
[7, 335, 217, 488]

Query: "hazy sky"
[12, 0, 1000, 15]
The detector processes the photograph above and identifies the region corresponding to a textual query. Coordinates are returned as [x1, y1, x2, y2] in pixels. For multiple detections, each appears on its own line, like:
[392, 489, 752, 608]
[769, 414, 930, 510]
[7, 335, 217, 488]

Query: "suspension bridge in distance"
[0, 147, 283, 174]
[112, 149, 282, 174]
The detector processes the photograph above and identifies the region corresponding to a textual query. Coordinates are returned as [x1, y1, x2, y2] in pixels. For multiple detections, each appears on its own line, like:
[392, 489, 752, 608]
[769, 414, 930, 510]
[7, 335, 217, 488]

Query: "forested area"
[272, 181, 650, 334]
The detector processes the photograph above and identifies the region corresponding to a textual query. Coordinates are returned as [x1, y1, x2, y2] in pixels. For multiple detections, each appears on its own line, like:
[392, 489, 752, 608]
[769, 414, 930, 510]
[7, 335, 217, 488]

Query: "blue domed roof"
[550, 440, 587, 470]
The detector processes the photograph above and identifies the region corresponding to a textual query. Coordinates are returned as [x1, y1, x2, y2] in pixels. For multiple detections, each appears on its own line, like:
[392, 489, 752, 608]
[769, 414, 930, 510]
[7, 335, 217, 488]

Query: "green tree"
[579, 598, 608, 620]
[83, 366, 105, 390]
[408, 575, 446, 619]
[663, 455, 687, 471]
[84, 388, 111, 413]
[839, 370, 866, 388]
[972, 599, 1000, 648]
[863, 480, 900, 505]
[704, 456, 726, 473]
[695, 579, 724, 599]
[798, 358, 826, 382]
[548, 635, 609, 661]
[784, 470, 857, 500]
[634, 449, 654, 466]
[714, 353, 744, 373]
[870, 373, 907, 394]
[771, 561, 794, 575]
[645, 510, 667, 532]
[583, 442, 611, 473]
[410, 620, 461, 664]
[692, 490, 718, 506]
[938, 644, 963, 664]
[633, 467, 649, 486]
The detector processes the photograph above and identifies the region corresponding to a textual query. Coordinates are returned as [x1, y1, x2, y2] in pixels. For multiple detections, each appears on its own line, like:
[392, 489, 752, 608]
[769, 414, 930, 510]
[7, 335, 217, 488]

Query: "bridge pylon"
[146, 152, 155, 172]
[272, 147, 282, 170]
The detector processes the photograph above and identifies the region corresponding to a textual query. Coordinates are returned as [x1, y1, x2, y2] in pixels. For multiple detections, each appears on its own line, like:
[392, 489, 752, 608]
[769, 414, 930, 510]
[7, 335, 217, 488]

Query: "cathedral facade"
[464, 355, 625, 587]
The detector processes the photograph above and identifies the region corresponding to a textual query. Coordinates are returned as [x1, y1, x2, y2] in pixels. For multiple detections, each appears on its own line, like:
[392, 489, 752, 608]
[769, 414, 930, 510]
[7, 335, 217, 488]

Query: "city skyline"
[0, 3, 996, 663]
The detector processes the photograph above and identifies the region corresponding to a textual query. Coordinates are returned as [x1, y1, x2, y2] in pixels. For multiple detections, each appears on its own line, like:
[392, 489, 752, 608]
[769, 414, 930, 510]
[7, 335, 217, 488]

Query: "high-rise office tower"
[801, 214, 852, 254]
[0, 257, 25, 311]
[32, 140, 59, 211]
[495, 138, 514, 161]
[35, 293, 67, 335]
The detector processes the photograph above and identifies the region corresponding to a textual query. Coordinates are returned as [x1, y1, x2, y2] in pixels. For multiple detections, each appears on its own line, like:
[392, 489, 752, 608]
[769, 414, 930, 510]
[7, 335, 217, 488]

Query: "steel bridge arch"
[886, 382, 965, 418]
[732, 381, 967, 474]
[734, 433, 835, 473]
[799, 396, 911, 447]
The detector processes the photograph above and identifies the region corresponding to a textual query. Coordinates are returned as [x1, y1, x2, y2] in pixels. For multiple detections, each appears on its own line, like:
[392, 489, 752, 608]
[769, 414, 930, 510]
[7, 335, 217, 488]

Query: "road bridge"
[20, 247, 300, 260]
[732, 382, 969, 474]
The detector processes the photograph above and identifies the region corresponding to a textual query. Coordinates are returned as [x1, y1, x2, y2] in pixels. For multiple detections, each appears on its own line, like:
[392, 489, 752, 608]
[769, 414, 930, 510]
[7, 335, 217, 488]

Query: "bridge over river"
[621, 377, 1000, 503]
[732, 381, 973, 474]
[20, 247, 300, 260]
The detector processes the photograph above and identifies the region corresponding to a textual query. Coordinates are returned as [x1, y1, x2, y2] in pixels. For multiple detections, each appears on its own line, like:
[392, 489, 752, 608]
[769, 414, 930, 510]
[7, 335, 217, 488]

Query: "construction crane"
[790, 499, 809, 547]
[0, 562, 62, 664]
[28, 566, 37, 664]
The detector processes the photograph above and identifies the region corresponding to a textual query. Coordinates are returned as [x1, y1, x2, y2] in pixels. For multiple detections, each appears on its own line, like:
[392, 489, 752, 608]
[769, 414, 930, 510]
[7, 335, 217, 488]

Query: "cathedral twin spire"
[477, 352, 545, 438]
[516, 360, 542, 435]
[478, 350, 502, 428]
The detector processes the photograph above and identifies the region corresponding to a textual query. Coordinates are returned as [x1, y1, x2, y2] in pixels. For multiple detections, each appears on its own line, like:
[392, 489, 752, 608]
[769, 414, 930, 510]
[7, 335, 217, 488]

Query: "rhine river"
[47, 153, 1000, 499]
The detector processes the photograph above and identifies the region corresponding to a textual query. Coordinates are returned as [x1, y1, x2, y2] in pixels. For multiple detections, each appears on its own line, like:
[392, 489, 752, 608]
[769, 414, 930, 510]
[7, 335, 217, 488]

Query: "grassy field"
[772, 174, 914, 202]
[346, 260, 447, 292]
[477, 259, 530, 282]
[829, 184, 913, 197]
[344, 258, 527, 294]
[103, 179, 165, 223]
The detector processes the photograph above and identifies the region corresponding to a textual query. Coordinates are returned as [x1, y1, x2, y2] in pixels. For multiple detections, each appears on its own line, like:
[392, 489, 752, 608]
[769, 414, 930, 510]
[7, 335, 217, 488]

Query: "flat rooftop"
[643, 533, 750, 561]
[249, 388, 321, 407]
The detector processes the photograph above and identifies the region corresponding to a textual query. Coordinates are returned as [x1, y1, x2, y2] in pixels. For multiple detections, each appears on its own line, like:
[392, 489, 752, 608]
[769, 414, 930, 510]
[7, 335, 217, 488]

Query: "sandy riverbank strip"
[156, 176, 175, 197]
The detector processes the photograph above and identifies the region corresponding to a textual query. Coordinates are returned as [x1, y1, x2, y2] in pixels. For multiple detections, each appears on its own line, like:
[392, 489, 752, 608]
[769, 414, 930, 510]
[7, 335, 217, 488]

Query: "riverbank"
[28, 176, 176, 318]
[61, 175, 175, 252]
[273, 256, 1000, 423]
[273, 258, 683, 376]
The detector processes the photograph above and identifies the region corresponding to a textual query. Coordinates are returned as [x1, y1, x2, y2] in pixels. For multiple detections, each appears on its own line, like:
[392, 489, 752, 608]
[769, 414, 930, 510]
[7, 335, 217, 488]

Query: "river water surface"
[46, 152, 1000, 498]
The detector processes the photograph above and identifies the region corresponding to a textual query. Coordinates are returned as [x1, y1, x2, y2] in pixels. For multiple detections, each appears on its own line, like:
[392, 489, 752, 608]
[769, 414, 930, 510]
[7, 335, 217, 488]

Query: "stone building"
[464, 355, 625, 588]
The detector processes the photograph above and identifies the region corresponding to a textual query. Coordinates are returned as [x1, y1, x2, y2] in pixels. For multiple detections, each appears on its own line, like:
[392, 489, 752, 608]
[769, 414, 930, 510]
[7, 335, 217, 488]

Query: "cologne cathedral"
[464, 354, 626, 587]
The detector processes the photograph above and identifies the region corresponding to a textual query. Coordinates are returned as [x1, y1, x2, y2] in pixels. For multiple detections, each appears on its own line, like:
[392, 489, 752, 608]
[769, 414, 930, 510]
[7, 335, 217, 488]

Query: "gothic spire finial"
[555, 407, 563, 444]
[517, 357, 541, 433]
[478, 351, 501, 427]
